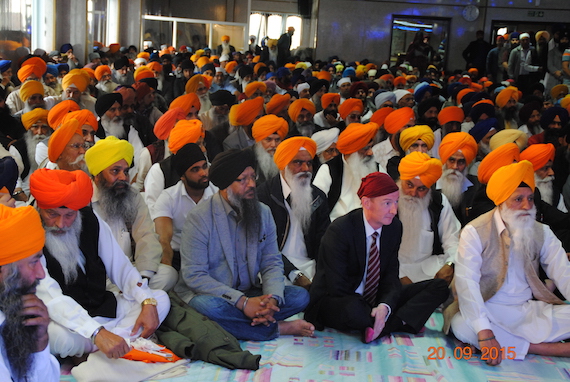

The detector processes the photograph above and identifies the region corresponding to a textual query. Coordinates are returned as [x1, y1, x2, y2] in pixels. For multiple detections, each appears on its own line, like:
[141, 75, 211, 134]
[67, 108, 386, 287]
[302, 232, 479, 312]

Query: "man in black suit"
[306, 172, 448, 343]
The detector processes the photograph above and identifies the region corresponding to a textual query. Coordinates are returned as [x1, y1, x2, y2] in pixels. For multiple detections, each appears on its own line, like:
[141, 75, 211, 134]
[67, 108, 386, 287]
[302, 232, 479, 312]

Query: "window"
[0, 0, 32, 60]
[249, 13, 302, 50]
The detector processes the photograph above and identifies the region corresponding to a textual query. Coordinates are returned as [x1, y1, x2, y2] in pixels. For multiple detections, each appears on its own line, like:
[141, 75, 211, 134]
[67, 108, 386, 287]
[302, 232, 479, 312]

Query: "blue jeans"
[188, 286, 309, 341]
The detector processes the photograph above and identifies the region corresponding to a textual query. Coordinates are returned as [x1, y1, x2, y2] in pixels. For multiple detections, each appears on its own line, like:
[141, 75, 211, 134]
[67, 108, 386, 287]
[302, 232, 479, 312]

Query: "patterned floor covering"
[60, 313, 570, 382]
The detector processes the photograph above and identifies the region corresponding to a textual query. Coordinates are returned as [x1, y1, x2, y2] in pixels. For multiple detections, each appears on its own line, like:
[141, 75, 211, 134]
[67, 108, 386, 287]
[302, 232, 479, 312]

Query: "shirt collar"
[492, 208, 507, 235]
[280, 173, 291, 200]
[362, 210, 382, 238]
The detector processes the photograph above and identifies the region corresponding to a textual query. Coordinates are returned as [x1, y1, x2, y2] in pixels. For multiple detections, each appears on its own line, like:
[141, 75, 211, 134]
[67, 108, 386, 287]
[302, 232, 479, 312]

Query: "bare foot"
[278, 319, 315, 337]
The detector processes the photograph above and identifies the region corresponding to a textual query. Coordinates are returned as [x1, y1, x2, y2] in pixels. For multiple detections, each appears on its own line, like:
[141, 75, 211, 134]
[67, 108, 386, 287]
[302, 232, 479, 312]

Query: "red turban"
[357, 172, 399, 199]
[21, 109, 49, 130]
[30, 169, 93, 210]
[273, 137, 317, 170]
[61, 109, 98, 131]
[48, 100, 80, 129]
[229, 97, 264, 126]
[384, 107, 415, 135]
[168, 119, 204, 154]
[47, 118, 82, 162]
[94, 65, 112, 81]
[169, 93, 200, 116]
[17, 57, 47, 82]
[370, 107, 394, 127]
[399, 151, 443, 188]
[321, 93, 340, 110]
[439, 132, 478, 165]
[487, 160, 534, 205]
[62, 69, 90, 93]
[19, 80, 44, 102]
[252, 115, 288, 142]
[244, 81, 267, 98]
[266, 93, 291, 115]
[0, 205, 45, 265]
[438, 106, 464, 126]
[288, 99, 316, 121]
[520, 143, 556, 172]
[477, 143, 520, 184]
[338, 98, 364, 120]
[154, 107, 187, 140]
[337, 122, 379, 155]
[495, 86, 519, 108]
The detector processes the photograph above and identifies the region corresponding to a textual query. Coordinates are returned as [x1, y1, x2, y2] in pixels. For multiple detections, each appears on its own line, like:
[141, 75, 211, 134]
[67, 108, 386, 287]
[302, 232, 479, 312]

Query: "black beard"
[122, 113, 136, 127]
[323, 108, 337, 118]
[504, 106, 517, 121]
[227, 189, 260, 239]
[421, 117, 438, 129]
[183, 174, 209, 190]
[544, 127, 564, 145]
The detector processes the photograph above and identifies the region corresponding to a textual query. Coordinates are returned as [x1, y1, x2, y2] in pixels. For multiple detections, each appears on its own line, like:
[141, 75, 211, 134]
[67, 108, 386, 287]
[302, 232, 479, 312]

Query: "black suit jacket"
[305, 208, 402, 329]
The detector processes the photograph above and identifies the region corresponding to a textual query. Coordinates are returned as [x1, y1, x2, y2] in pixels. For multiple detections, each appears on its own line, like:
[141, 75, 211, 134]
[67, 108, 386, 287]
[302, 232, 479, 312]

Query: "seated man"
[250, 114, 288, 185]
[86, 136, 178, 291]
[174, 149, 314, 341]
[306, 172, 448, 343]
[447, 160, 570, 365]
[30, 169, 170, 359]
[397, 152, 461, 285]
[45, 118, 88, 172]
[258, 137, 330, 288]
[0, 205, 59, 381]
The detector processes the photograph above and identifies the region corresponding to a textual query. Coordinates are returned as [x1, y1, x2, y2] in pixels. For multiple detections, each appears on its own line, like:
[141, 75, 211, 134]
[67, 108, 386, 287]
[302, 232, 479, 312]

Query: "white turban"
[394, 89, 410, 103]
[134, 57, 147, 66]
[337, 77, 351, 87]
[374, 91, 397, 109]
[368, 69, 377, 77]
[296, 82, 310, 93]
[312, 127, 340, 155]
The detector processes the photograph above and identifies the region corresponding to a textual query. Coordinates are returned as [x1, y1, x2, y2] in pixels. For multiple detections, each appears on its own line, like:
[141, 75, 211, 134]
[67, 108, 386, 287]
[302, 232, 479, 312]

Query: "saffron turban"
[438, 106, 464, 126]
[338, 98, 364, 120]
[312, 128, 340, 155]
[48, 100, 80, 129]
[0, 205, 45, 265]
[185, 74, 209, 94]
[495, 86, 519, 108]
[19, 80, 44, 102]
[266, 93, 291, 115]
[85, 136, 134, 176]
[487, 160, 535, 206]
[370, 107, 394, 127]
[560, 96, 570, 110]
[229, 97, 264, 126]
[95, 93, 123, 117]
[209, 148, 256, 190]
[62, 109, 98, 131]
[520, 143, 555, 172]
[21, 108, 49, 131]
[399, 125, 435, 152]
[146, 61, 162, 73]
[384, 107, 415, 135]
[62, 69, 90, 93]
[321, 93, 340, 110]
[469, 117, 498, 143]
[374, 91, 396, 109]
[477, 143, 520, 184]
[244, 81, 267, 98]
[457, 88, 475, 105]
[252, 115, 288, 142]
[337, 122, 379, 155]
[168, 119, 204, 154]
[94, 65, 112, 81]
[17, 57, 47, 82]
[439, 132, 478, 165]
[393, 76, 406, 87]
[399, 151, 442, 188]
[47, 118, 82, 162]
[154, 107, 186, 140]
[357, 172, 399, 199]
[169, 93, 201, 117]
[30, 169, 93, 210]
[288, 99, 316, 121]
[225, 61, 238, 74]
[490, 129, 528, 151]
[134, 66, 154, 82]
[273, 137, 317, 170]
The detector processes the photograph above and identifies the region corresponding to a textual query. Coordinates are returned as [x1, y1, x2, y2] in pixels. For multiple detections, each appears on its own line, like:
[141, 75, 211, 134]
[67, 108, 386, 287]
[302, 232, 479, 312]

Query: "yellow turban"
[338, 98, 364, 120]
[520, 143, 556, 172]
[17, 57, 47, 82]
[384, 107, 415, 135]
[337, 122, 379, 155]
[288, 99, 316, 121]
[196, 56, 210, 69]
[495, 86, 519, 108]
[168, 119, 204, 154]
[62, 69, 90, 93]
[134, 66, 154, 82]
[185, 74, 209, 94]
[487, 160, 535, 205]
[48, 100, 80, 129]
[19, 80, 44, 102]
[399, 125, 434, 152]
[47, 118, 82, 162]
[229, 97, 264, 126]
[62, 109, 98, 131]
[438, 106, 464, 126]
[244, 82, 267, 98]
[266, 93, 291, 115]
[0, 205, 45, 265]
[561, 95, 570, 110]
[30, 169, 93, 210]
[490, 129, 528, 151]
[551, 84, 568, 100]
[398, 151, 443, 188]
[85, 136, 134, 176]
[477, 143, 520, 184]
[273, 137, 317, 170]
[252, 115, 288, 142]
[439, 132, 478, 165]
[21, 108, 49, 130]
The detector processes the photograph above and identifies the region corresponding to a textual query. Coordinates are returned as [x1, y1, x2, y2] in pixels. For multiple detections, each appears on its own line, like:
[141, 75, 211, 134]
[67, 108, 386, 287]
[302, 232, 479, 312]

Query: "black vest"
[325, 155, 344, 211]
[428, 190, 444, 257]
[12, 138, 31, 179]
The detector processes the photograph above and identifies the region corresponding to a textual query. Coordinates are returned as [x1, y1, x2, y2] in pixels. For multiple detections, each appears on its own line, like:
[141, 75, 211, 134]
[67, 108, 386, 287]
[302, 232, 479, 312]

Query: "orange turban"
[48, 118, 82, 162]
[169, 93, 201, 116]
[273, 137, 317, 170]
[477, 143, 520, 184]
[30, 169, 93, 210]
[398, 151, 443, 188]
[339, 98, 364, 119]
[393, 76, 407, 87]
[225, 61, 238, 74]
[137, 52, 150, 60]
[168, 119, 204, 154]
[134, 66, 154, 82]
[62, 109, 98, 131]
[266, 93, 291, 115]
[21, 108, 49, 130]
[108, 44, 120, 54]
[252, 56, 261, 63]
[82, 68, 96, 80]
[48, 100, 80, 129]
[457, 88, 475, 105]
[520, 143, 556, 172]
[94, 65, 112, 81]
[185, 74, 209, 94]
[490, 129, 527, 151]
[384, 107, 415, 135]
[62, 69, 90, 92]
[399, 125, 435, 152]
[439, 132, 478, 165]
[438, 106, 464, 126]
[370, 107, 394, 127]
[17, 57, 47, 82]
[229, 97, 265, 126]
[321, 93, 340, 110]
[245, 81, 267, 98]
[288, 99, 316, 121]
[317, 71, 332, 82]
[0, 205, 45, 265]
[154, 107, 187, 140]
[337, 122, 380, 155]
[285, 63, 296, 70]
[252, 115, 288, 142]
[380, 74, 394, 82]
[495, 86, 519, 108]
[487, 160, 535, 205]
[19, 80, 44, 102]
[146, 61, 162, 73]
[254, 63, 266, 75]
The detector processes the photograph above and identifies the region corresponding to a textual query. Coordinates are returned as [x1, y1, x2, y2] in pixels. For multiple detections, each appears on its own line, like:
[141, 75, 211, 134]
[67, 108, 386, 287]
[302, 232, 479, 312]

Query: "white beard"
[43, 213, 83, 284]
[500, 203, 539, 258]
[535, 174, 554, 206]
[96, 80, 119, 94]
[24, 130, 46, 171]
[101, 113, 126, 139]
[221, 41, 231, 56]
[67, 153, 89, 174]
[478, 141, 491, 157]
[397, 185, 431, 250]
[345, 152, 377, 182]
[284, 167, 313, 233]
[439, 167, 465, 209]
[254, 142, 279, 180]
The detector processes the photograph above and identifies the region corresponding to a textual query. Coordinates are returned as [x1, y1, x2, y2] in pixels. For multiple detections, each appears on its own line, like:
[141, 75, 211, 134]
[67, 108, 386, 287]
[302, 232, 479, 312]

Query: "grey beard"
[296, 121, 315, 137]
[22, 102, 45, 113]
[535, 174, 554, 206]
[101, 113, 126, 139]
[96, 179, 138, 225]
[500, 203, 540, 257]
[284, 167, 313, 233]
[44, 213, 83, 284]
[24, 130, 46, 171]
[397, 185, 432, 249]
[439, 168, 466, 209]
[254, 142, 279, 180]
[227, 187, 260, 239]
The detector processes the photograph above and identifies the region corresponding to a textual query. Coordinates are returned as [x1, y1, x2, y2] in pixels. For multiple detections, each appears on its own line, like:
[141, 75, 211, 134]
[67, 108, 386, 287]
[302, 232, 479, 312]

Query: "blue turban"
[470, 101, 496, 123]
[56, 63, 69, 73]
[342, 67, 356, 78]
[60, 43, 73, 53]
[276, 67, 291, 79]
[0, 60, 11, 73]
[469, 117, 499, 143]
[540, 106, 569, 130]
[0, 156, 18, 195]
[414, 83, 434, 103]
[44, 65, 59, 78]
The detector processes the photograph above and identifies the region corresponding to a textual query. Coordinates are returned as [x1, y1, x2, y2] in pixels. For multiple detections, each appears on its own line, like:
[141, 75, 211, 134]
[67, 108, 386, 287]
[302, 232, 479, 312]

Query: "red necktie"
[363, 231, 380, 306]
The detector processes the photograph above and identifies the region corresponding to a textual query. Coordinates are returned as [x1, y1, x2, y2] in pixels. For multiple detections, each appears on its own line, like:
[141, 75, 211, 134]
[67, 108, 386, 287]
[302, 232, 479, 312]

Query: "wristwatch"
[141, 297, 158, 307]
[445, 261, 454, 268]
[294, 272, 306, 283]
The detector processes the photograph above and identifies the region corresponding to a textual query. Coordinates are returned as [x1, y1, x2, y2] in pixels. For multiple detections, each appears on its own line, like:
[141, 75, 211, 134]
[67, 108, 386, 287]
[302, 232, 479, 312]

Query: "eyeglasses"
[234, 174, 258, 184]
[324, 147, 339, 156]
[68, 143, 90, 150]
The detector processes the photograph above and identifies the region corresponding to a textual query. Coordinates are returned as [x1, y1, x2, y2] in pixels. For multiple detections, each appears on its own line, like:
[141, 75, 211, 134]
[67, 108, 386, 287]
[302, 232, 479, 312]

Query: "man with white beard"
[111, 56, 134, 86]
[311, 127, 340, 172]
[435, 132, 479, 226]
[396, 152, 460, 285]
[287, 99, 319, 137]
[199, 90, 235, 132]
[313, 122, 383, 221]
[250, 115, 289, 185]
[12, 80, 45, 118]
[94, 65, 119, 95]
[185, 74, 212, 113]
[446, 160, 570, 365]
[44, 118, 89, 173]
[216, 35, 236, 57]
[258, 137, 330, 290]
